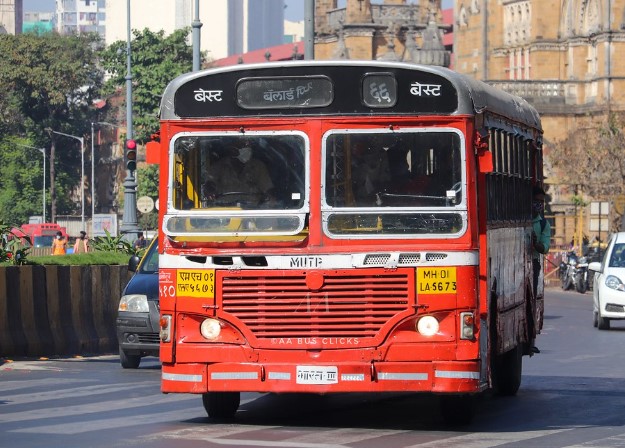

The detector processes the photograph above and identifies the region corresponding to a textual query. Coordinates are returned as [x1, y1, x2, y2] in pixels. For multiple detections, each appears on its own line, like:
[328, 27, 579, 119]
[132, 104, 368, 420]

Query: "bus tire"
[202, 392, 240, 420]
[439, 394, 474, 426]
[119, 347, 141, 369]
[494, 344, 522, 396]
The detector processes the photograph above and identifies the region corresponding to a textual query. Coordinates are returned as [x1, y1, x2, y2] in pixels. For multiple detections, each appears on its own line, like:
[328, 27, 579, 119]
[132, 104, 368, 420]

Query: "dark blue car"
[116, 239, 159, 368]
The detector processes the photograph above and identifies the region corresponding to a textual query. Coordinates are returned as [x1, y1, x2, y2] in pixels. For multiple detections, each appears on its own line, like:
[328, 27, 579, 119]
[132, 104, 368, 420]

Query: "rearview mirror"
[588, 261, 602, 272]
[128, 254, 141, 272]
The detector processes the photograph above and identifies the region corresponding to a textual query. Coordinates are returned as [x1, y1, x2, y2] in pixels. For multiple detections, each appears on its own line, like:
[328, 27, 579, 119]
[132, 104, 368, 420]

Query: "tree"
[136, 164, 159, 230]
[99, 28, 195, 143]
[0, 32, 104, 223]
[550, 113, 625, 201]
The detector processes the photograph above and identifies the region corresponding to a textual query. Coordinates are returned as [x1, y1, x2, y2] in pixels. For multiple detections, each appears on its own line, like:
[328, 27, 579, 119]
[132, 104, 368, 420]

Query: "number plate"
[296, 366, 338, 384]
[176, 269, 215, 298]
[417, 267, 457, 294]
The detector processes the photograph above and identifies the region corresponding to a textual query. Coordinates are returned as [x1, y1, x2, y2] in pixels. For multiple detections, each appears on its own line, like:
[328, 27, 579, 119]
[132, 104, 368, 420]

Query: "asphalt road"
[2, 287, 625, 448]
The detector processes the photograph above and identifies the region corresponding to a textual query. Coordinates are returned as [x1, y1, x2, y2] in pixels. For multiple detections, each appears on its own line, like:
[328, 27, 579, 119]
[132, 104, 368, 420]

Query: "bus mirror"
[478, 149, 493, 173]
[146, 140, 160, 164]
[474, 129, 493, 173]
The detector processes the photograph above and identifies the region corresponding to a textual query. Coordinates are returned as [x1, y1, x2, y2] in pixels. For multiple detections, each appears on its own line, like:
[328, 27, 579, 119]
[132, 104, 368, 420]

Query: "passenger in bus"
[351, 141, 390, 206]
[204, 142, 275, 207]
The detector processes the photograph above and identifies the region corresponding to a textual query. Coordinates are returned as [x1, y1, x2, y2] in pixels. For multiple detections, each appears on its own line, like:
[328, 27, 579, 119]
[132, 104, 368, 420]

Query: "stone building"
[314, 0, 451, 66]
[454, 0, 625, 249]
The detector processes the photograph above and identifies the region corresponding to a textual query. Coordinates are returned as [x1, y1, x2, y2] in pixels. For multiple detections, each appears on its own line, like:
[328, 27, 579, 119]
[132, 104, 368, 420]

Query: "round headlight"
[417, 315, 440, 336]
[200, 318, 222, 340]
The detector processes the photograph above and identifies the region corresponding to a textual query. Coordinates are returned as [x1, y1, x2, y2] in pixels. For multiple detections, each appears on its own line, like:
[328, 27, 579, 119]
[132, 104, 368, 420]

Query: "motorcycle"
[560, 251, 578, 291]
[574, 255, 589, 294]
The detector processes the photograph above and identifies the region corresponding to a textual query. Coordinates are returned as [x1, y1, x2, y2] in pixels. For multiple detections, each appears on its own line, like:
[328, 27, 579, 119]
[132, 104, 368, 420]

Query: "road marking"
[3, 392, 195, 425]
[0, 381, 156, 406]
[404, 429, 573, 447]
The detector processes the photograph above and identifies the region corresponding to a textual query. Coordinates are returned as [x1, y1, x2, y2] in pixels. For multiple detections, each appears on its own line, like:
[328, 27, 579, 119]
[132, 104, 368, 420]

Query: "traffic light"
[125, 139, 137, 171]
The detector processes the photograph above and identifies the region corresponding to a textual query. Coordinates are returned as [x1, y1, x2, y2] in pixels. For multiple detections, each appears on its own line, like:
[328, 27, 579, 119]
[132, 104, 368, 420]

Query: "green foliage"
[99, 28, 195, 142]
[0, 221, 30, 265]
[0, 33, 104, 221]
[137, 163, 159, 198]
[137, 163, 159, 230]
[90, 229, 135, 255]
[23, 252, 131, 266]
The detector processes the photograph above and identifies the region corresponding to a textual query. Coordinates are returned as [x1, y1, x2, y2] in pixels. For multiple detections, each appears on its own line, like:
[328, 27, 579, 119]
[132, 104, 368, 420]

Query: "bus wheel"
[439, 395, 474, 425]
[202, 392, 240, 420]
[119, 347, 141, 369]
[494, 344, 522, 396]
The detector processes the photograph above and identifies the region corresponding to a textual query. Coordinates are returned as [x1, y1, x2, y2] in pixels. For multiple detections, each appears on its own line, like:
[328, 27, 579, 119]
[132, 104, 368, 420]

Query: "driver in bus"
[203, 141, 275, 207]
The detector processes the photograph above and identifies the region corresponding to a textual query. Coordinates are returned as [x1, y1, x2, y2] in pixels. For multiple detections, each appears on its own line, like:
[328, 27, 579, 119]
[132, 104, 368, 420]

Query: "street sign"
[137, 196, 155, 214]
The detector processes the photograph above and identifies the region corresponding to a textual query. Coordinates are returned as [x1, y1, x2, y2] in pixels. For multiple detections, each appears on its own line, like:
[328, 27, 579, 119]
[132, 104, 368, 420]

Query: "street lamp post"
[16, 143, 46, 222]
[91, 122, 119, 220]
[47, 129, 85, 232]
[120, 0, 139, 240]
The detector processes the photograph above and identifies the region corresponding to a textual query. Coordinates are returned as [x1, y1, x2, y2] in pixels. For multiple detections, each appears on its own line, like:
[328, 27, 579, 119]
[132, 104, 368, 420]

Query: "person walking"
[51, 231, 67, 255]
[73, 231, 89, 254]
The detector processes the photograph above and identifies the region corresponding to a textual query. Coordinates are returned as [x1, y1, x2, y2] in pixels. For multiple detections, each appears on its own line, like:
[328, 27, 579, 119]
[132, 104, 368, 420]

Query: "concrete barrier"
[0, 264, 132, 358]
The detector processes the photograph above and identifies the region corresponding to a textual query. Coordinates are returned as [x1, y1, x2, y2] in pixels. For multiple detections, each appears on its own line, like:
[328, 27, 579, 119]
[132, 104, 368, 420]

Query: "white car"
[589, 232, 625, 330]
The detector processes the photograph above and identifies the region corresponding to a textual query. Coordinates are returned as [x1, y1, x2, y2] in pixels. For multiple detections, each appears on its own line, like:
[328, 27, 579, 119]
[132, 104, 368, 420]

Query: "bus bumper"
[161, 360, 482, 395]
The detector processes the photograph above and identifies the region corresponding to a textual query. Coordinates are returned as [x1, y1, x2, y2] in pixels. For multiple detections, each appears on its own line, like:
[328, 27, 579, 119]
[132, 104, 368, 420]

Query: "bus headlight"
[416, 315, 440, 336]
[119, 294, 149, 312]
[200, 318, 222, 340]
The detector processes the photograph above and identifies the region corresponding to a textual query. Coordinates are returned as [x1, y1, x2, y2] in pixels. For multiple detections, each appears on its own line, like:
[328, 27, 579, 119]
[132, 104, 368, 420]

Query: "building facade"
[314, 0, 451, 66]
[0, 0, 22, 34]
[454, 0, 625, 248]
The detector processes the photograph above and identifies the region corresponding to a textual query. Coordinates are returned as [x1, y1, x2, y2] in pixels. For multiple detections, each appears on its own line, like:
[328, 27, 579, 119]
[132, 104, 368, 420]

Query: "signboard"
[92, 214, 118, 237]
[137, 196, 155, 213]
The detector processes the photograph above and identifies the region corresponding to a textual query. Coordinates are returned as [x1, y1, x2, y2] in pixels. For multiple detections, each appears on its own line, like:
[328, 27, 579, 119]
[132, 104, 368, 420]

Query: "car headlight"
[605, 275, 625, 292]
[118, 294, 149, 312]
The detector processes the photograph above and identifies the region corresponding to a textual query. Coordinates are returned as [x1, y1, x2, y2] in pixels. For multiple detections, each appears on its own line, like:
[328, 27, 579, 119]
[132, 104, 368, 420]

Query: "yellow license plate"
[417, 267, 457, 294]
[176, 269, 215, 298]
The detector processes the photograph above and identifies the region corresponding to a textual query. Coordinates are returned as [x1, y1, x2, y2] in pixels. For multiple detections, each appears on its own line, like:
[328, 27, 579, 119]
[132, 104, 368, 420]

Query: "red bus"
[156, 61, 544, 423]
[11, 223, 68, 248]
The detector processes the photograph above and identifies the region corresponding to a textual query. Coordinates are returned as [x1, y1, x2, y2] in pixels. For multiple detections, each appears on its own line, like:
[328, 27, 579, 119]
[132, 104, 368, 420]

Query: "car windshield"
[139, 241, 158, 274]
[608, 243, 625, 268]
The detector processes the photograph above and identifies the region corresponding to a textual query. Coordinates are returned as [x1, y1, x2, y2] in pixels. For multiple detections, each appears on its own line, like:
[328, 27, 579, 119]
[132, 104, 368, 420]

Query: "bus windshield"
[323, 130, 465, 236]
[165, 133, 307, 236]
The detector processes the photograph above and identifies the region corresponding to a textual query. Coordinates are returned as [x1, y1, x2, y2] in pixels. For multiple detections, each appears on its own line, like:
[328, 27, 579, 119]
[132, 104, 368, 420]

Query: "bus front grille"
[220, 269, 412, 339]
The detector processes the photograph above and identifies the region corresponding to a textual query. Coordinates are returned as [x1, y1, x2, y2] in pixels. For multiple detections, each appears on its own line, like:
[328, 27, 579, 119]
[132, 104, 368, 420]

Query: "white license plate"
[296, 366, 338, 384]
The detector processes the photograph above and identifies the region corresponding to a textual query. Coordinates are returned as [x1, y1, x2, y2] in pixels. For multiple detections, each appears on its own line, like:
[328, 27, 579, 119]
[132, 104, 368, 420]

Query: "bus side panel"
[487, 226, 531, 355]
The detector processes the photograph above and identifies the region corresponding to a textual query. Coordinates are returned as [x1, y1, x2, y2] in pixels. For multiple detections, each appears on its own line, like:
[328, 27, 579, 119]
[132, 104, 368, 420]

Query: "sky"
[25, 0, 454, 18]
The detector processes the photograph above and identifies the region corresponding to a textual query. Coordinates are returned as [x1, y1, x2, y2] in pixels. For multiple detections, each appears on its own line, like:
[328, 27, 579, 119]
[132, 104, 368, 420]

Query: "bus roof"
[160, 60, 541, 132]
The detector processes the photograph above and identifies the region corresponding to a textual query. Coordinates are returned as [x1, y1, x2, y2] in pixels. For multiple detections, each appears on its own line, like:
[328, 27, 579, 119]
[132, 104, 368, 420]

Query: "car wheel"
[119, 347, 141, 369]
[597, 311, 610, 330]
[593, 311, 598, 327]
[202, 392, 240, 419]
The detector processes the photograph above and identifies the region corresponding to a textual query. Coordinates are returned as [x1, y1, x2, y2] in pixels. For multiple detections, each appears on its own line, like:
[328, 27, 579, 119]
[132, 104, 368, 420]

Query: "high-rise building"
[55, 0, 104, 35]
[0, 0, 23, 34]
[53, 0, 285, 62]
